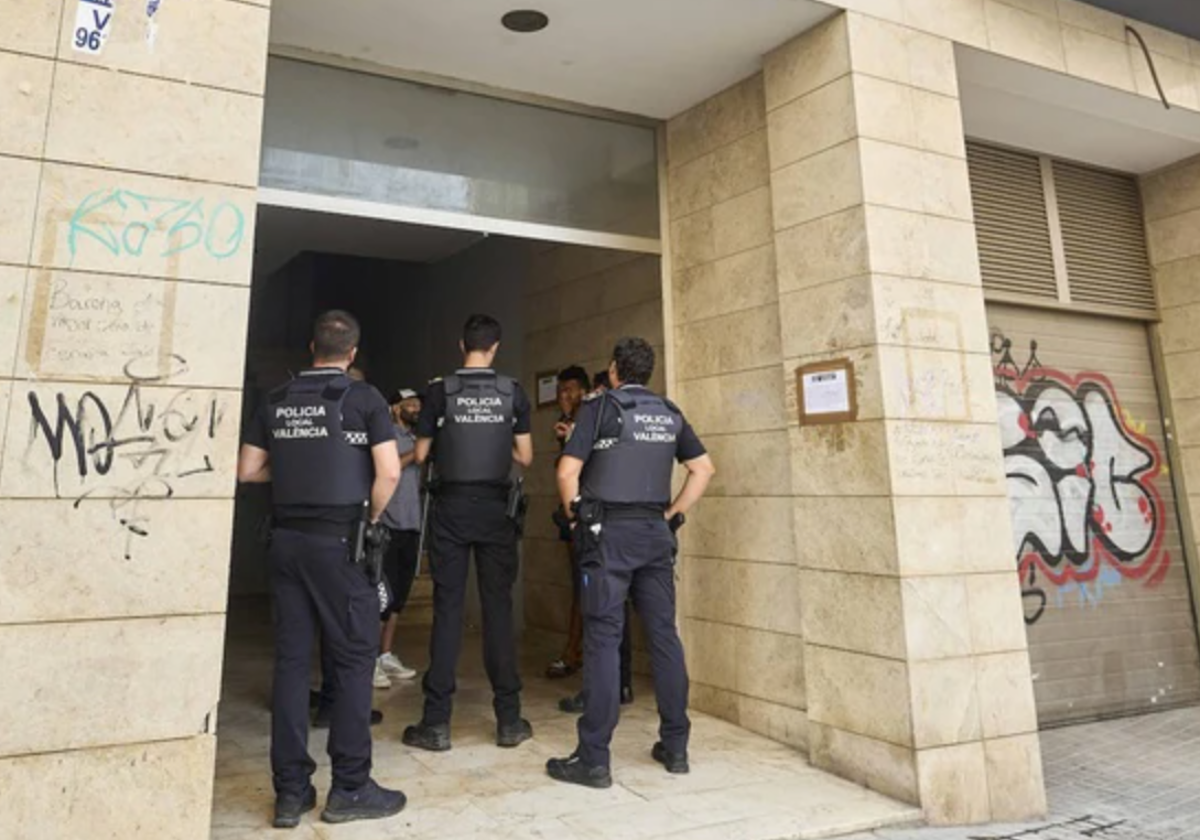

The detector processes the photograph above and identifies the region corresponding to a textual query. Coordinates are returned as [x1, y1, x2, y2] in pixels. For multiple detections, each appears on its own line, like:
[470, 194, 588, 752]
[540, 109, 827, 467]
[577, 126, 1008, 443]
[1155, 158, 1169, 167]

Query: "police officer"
[237, 310, 407, 828]
[546, 337, 715, 788]
[403, 314, 535, 752]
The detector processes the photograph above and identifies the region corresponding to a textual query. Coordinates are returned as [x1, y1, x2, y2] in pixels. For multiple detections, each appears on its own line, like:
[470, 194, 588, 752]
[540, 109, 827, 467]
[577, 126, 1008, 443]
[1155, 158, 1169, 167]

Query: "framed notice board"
[534, 370, 560, 408]
[795, 359, 857, 425]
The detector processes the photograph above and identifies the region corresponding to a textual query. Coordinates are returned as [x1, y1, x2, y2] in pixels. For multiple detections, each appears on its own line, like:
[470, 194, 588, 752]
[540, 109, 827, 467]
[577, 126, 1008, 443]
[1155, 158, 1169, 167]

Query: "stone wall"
[0, 1, 269, 836]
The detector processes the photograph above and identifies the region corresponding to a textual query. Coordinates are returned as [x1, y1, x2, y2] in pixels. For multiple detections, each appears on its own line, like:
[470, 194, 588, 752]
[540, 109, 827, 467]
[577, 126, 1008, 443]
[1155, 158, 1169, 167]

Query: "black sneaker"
[546, 753, 612, 789]
[621, 685, 634, 706]
[402, 721, 451, 752]
[557, 693, 585, 714]
[651, 742, 690, 774]
[497, 718, 534, 748]
[313, 709, 383, 729]
[273, 784, 316, 828]
[321, 779, 406, 824]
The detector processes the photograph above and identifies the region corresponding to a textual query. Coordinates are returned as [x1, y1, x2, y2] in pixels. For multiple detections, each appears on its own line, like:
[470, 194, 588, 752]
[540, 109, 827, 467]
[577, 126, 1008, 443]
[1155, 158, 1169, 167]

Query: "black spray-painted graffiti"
[24, 356, 226, 559]
[993, 335, 1169, 625]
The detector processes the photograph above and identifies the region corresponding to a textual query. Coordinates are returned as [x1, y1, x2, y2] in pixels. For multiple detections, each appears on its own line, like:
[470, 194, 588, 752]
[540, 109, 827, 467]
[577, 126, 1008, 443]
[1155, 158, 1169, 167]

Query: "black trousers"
[422, 494, 522, 727]
[571, 543, 633, 688]
[382, 528, 420, 617]
[269, 528, 376, 797]
[577, 517, 690, 768]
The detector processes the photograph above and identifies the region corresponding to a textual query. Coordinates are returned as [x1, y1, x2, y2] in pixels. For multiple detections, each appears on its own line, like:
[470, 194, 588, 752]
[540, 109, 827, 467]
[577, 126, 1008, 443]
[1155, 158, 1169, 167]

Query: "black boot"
[546, 753, 613, 789]
[497, 718, 534, 748]
[402, 721, 451, 752]
[321, 779, 406, 824]
[273, 785, 316, 828]
[620, 685, 634, 706]
[557, 692, 585, 714]
[652, 742, 690, 775]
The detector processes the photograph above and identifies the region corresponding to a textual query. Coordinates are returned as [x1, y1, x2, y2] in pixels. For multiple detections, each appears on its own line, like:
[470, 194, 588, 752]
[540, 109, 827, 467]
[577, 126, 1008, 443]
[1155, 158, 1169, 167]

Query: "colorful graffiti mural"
[992, 334, 1171, 625]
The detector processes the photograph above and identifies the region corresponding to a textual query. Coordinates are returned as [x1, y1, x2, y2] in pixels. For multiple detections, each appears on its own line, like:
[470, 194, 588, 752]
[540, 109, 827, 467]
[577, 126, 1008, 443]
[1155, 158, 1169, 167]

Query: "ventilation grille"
[1053, 160, 1157, 315]
[966, 143, 1058, 300]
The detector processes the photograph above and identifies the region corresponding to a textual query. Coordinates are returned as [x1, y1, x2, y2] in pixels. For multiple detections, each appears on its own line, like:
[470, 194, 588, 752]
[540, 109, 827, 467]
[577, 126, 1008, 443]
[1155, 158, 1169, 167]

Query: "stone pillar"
[0, 2, 268, 837]
[764, 13, 1045, 824]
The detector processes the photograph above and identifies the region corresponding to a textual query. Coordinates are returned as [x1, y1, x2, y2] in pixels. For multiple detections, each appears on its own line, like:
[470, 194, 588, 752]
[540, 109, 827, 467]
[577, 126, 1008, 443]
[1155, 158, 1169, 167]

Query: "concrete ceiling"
[1078, 0, 1200, 42]
[268, 0, 835, 119]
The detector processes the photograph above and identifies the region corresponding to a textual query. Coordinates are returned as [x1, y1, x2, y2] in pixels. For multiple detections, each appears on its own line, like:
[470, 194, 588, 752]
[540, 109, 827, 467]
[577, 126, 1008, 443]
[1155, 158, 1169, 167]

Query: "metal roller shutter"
[989, 303, 1200, 725]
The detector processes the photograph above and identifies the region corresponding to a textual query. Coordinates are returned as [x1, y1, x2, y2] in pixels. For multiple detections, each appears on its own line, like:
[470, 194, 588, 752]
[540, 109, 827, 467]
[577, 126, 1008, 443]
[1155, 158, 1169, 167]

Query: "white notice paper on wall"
[537, 373, 559, 407]
[73, 0, 115, 55]
[802, 369, 850, 415]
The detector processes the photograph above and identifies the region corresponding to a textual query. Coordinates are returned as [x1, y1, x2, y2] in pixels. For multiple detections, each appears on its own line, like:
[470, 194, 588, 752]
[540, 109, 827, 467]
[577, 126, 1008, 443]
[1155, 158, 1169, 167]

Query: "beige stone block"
[976, 651, 1038, 739]
[670, 187, 773, 270]
[1160, 302, 1200, 354]
[861, 140, 974, 221]
[597, 255, 664, 316]
[667, 75, 766, 169]
[794, 496, 900, 576]
[800, 570, 906, 659]
[766, 76, 856, 170]
[894, 496, 1016, 575]
[808, 721, 920, 804]
[0, 380, 240, 500]
[45, 63, 263, 186]
[847, 13, 959, 97]
[775, 206, 870, 292]
[684, 618, 739, 691]
[0, 155, 40, 265]
[0, 498, 232, 623]
[687, 495, 796, 564]
[1132, 53, 1199, 111]
[878, 345, 995, 423]
[866, 206, 983, 285]
[903, 0, 988, 48]
[16, 271, 249, 388]
[1057, 0, 1124, 41]
[993, 0, 1058, 18]
[1133, 21, 1191, 62]
[909, 658, 982, 747]
[985, 733, 1048, 821]
[669, 129, 770, 220]
[1165, 349, 1200, 400]
[985, 1, 1066, 71]
[779, 276, 876, 359]
[0, 735, 216, 839]
[901, 576, 972, 659]
[57, 0, 270, 95]
[675, 303, 782, 381]
[791, 421, 893, 497]
[673, 244, 777, 325]
[764, 14, 851, 112]
[528, 245, 638, 294]
[966, 573, 1029, 654]
[689, 681, 740, 724]
[855, 76, 966, 160]
[1062, 25, 1136, 92]
[522, 536, 571, 586]
[0, 380, 11, 459]
[0, 52, 52, 158]
[0, 615, 223, 754]
[737, 695, 810, 750]
[806, 644, 913, 746]
[701, 430, 792, 497]
[736, 625, 806, 705]
[917, 741, 991, 824]
[788, 345, 885, 423]
[1148, 208, 1200, 265]
[874, 275, 991, 354]
[30, 164, 257, 285]
[887, 420, 1007, 496]
[0, 0, 61, 56]
[684, 556, 803, 635]
[674, 365, 788, 435]
[771, 141, 863, 231]
[0, 265, 25, 377]
[1143, 159, 1200, 222]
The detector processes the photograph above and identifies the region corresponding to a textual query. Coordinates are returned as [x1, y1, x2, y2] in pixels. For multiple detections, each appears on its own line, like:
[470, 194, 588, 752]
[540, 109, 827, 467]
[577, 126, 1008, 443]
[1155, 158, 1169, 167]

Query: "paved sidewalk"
[845, 706, 1200, 840]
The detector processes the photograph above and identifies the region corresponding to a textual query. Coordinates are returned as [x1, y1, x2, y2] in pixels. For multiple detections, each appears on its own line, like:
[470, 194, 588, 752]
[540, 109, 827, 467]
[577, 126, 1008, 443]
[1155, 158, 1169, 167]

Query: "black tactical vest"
[435, 372, 516, 484]
[265, 372, 373, 507]
[581, 387, 682, 506]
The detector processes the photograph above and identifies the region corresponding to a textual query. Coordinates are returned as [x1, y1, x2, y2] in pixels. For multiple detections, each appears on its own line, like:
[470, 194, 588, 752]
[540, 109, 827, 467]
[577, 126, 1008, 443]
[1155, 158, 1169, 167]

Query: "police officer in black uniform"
[546, 337, 715, 788]
[238, 310, 407, 828]
[402, 314, 535, 752]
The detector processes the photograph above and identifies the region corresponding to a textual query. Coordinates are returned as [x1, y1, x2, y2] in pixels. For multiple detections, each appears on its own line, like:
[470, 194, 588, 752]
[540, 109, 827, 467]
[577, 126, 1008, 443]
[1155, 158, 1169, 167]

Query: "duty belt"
[273, 518, 352, 537]
[435, 482, 509, 501]
[599, 503, 666, 521]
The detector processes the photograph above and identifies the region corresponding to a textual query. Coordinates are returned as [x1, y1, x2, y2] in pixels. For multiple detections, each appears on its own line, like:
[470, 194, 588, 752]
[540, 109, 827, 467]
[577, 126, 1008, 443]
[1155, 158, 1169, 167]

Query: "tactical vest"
[265, 372, 373, 507]
[581, 387, 682, 506]
[435, 372, 515, 484]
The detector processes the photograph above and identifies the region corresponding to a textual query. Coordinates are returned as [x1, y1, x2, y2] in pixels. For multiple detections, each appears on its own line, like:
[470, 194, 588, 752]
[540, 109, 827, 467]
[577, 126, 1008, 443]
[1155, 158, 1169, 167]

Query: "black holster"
[506, 477, 529, 535]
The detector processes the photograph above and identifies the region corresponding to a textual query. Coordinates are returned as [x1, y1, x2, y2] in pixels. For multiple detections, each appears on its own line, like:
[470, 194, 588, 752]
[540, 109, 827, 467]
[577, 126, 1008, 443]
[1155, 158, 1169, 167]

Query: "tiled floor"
[843, 705, 1200, 840]
[212, 607, 920, 840]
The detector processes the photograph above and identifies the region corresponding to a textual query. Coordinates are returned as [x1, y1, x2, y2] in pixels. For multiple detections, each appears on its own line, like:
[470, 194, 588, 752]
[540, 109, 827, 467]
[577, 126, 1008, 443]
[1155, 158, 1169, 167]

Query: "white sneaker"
[379, 652, 417, 680]
[373, 659, 392, 689]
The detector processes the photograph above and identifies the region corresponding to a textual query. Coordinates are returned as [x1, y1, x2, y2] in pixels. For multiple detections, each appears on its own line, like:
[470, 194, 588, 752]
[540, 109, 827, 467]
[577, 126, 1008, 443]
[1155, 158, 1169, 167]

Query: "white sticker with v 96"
[73, 0, 115, 55]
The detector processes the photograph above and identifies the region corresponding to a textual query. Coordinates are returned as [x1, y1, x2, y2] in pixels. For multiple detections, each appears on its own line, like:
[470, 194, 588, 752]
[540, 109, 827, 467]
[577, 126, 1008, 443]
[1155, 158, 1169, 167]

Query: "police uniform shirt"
[244, 368, 395, 524]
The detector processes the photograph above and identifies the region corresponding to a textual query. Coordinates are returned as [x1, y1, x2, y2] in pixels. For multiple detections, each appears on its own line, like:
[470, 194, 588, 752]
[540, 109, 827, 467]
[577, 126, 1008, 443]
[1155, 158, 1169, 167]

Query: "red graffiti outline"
[999, 364, 1170, 589]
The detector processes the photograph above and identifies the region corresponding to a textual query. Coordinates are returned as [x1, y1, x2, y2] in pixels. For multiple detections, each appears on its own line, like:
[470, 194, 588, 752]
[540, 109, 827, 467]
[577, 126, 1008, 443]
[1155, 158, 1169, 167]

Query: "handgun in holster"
[571, 497, 605, 554]
[353, 501, 390, 587]
[506, 477, 529, 535]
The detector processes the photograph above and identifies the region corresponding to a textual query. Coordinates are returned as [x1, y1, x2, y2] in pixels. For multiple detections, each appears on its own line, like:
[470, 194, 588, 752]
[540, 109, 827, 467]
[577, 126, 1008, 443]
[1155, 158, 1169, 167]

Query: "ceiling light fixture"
[501, 10, 549, 33]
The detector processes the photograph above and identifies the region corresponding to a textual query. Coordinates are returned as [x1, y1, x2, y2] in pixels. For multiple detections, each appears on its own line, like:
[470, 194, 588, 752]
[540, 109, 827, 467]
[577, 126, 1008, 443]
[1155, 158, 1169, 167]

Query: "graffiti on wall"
[993, 334, 1171, 625]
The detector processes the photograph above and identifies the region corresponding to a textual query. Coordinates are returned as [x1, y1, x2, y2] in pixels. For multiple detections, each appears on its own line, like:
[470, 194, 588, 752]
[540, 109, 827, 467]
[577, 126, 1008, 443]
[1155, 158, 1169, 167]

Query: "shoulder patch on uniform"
[609, 390, 637, 409]
[662, 397, 682, 414]
[428, 376, 442, 384]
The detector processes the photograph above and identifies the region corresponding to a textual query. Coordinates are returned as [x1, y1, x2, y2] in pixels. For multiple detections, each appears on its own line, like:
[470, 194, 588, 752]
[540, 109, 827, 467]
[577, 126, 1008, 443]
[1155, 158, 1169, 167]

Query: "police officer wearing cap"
[403, 314, 535, 752]
[237, 310, 407, 828]
[546, 336, 715, 788]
